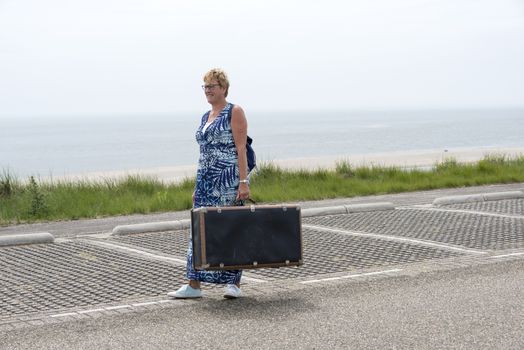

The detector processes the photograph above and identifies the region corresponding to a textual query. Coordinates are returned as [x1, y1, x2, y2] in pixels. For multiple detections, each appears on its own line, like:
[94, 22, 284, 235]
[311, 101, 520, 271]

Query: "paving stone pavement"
[304, 207, 524, 250]
[445, 198, 524, 215]
[1, 182, 523, 332]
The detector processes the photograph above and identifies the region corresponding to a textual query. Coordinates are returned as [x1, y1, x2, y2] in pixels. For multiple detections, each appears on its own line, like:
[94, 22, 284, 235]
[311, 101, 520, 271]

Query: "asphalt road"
[2, 259, 523, 350]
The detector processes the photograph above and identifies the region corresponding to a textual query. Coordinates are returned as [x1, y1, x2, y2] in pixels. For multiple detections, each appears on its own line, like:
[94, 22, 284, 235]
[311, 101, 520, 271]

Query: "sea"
[1, 108, 523, 179]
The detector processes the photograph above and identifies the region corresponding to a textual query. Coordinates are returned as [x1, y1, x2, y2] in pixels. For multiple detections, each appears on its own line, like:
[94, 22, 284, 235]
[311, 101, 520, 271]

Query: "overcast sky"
[1, 0, 523, 118]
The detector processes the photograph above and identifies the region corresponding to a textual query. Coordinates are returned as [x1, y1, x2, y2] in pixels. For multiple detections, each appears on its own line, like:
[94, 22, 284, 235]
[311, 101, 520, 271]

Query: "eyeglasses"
[201, 84, 220, 91]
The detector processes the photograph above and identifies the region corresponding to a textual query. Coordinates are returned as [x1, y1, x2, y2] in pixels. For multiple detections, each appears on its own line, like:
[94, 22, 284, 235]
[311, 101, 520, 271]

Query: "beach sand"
[46, 146, 524, 183]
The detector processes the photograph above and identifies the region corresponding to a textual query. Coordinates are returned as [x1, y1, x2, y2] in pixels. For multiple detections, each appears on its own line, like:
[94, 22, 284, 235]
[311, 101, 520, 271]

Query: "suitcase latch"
[250, 205, 255, 212]
[253, 261, 258, 267]
[219, 263, 224, 268]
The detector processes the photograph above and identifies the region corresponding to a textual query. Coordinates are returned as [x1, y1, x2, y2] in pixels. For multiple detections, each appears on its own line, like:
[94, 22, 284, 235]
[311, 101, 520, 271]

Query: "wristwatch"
[239, 179, 249, 184]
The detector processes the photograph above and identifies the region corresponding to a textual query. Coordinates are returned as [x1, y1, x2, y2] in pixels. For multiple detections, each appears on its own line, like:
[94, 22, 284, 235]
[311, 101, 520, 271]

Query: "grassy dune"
[1, 154, 524, 225]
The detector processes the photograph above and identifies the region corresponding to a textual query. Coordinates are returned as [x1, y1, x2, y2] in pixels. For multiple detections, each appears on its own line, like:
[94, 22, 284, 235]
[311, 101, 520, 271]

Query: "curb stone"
[111, 202, 395, 235]
[0, 232, 55, 247]
[112, 220, 190, 236]
[345, 202, 396, 213]
[433, 191, 524, 206]
[302, 202, 395, 217]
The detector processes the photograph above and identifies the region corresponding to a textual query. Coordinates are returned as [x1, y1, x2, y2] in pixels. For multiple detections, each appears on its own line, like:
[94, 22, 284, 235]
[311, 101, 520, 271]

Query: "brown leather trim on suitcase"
[298, 206, 304, 265]
[212, 204, 300, 211]
[203, 261, 302, 270]
[199, 212, 208, 268]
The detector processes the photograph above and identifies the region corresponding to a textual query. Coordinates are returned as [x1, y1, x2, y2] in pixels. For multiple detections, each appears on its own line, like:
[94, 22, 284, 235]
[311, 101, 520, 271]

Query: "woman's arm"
[231, 105, 250, 201]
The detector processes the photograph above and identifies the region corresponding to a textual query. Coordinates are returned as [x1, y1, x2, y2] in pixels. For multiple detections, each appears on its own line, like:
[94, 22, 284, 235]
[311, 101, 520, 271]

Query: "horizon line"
[2, 106, 524, 119]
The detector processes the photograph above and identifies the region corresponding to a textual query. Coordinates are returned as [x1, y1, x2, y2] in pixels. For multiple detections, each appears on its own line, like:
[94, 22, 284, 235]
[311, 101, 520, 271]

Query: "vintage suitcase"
[191, 204, 303, 270]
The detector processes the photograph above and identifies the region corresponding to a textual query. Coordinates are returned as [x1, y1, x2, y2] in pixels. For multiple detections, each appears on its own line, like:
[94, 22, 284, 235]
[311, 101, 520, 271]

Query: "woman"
[168, 68, 250, 299]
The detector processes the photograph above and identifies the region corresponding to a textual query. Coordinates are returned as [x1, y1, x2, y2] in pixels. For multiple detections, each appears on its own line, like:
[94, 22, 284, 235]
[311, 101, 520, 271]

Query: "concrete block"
[302, 206, 347, 218]
[434, 191, 524, 206]
[0, 232, 55, 247]
[483, 191, 524, 201]
[345, 202, 395, 213]
[433, 194, 485, 206]
[301, 202, 395, 217]
[112, 219, 190, 236]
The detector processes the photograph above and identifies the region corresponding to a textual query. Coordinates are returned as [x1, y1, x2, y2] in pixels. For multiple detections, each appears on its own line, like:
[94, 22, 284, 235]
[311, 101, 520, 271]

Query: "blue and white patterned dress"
[186, 102, 243, 284]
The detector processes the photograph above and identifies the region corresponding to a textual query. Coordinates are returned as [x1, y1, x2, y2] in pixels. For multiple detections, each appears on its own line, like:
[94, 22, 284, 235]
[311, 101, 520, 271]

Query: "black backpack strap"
[228, 103, 256, 172]
[226, 103, 235, 121]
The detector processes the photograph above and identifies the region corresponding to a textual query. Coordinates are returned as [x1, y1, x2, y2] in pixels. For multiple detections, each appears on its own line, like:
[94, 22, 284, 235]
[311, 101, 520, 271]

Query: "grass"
[1, 154, 524, 225]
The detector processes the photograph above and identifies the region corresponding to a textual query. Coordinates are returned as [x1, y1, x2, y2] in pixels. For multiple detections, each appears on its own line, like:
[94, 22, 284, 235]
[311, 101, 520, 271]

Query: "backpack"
[227, 104, 256, 173]
[246, 135, 256, 173]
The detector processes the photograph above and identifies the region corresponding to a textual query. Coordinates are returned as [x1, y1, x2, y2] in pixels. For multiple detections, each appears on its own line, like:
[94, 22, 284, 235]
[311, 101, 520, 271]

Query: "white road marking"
[132, 301, 159, 307]
[50, 312, 78, 318]
[78, 308, 105, 314]
[50, 302, 164, 318]
[83, 240, 188, 264]
[303, 224, 488, 255]
[81, 239, 268, 283]
[155, 300, 175, 304]
[400, 206, 524, 219]
[408, 204, 433, 208]
[489, 252, 524, 259]
[300, 269, 402, 284]
[105, 305, 132, 310]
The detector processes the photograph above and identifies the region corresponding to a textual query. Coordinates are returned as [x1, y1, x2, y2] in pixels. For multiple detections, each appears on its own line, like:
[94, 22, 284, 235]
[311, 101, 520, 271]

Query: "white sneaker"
[167, 285, 203, 299]
[223, 284, 242, 299]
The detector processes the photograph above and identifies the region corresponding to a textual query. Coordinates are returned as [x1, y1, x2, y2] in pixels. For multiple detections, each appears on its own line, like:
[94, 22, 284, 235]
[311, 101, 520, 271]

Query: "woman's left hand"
[236, 183, 250, 201]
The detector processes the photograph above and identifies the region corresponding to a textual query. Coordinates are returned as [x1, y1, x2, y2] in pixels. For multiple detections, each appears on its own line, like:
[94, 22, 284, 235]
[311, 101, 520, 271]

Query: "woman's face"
[203, 79, 226, 104]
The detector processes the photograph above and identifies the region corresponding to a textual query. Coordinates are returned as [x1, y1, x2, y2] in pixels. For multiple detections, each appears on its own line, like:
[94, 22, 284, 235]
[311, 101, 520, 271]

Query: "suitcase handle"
[234, 197, 257, 206]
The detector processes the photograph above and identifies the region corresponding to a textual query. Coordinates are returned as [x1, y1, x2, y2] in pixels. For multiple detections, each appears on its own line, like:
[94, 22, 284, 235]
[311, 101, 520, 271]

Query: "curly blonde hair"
[203, 68, 230, 97]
